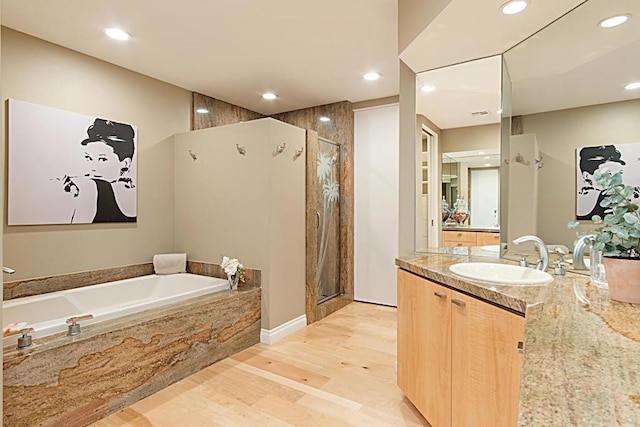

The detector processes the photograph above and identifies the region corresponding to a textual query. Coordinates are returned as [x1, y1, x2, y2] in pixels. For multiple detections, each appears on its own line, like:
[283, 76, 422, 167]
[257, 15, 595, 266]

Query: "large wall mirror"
[415, 56, 502, 255]
[503, 0, 640, 267]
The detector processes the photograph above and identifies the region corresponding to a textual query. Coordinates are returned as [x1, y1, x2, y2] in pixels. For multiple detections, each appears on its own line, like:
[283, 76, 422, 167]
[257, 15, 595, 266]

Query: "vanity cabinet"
[442, 230, 477, 247]
[397, 269, 525, 427]
[442, 230, 499, 247]
[476, 231, 500, 246]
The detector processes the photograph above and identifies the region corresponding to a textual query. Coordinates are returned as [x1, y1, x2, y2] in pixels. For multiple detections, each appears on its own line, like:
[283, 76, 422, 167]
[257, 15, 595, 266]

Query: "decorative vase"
[227, 274, 239, 291]
[602, 257, 640, 303]
[453, 197, 469, 225]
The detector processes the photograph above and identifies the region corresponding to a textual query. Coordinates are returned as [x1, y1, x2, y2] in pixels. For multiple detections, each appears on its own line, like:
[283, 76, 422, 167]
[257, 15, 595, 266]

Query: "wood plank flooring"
[93, 302, 429, 427]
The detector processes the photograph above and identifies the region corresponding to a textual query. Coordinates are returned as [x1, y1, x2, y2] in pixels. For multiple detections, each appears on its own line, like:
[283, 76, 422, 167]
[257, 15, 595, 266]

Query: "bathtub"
[3, 273, 229, 347]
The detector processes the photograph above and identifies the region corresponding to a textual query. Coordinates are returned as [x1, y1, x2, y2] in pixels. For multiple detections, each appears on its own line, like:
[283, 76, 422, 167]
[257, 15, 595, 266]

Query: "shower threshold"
[317, 292, 342, 305]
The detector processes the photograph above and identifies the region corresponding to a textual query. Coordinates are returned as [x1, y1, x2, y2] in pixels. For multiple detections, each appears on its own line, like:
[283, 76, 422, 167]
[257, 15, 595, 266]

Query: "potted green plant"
[589, 169, 640, 303]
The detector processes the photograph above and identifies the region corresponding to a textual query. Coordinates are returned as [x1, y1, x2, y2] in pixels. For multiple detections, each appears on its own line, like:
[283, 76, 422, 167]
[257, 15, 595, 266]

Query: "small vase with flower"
[221, 256, 245, 291]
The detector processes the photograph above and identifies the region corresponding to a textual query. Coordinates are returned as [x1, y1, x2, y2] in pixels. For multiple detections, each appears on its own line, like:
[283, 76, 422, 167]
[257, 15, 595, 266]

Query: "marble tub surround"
[3, 286, 261, 427]
[3, 262, 154, 301]
[396, 253, 640, 425]
[4, 260, 261, 301]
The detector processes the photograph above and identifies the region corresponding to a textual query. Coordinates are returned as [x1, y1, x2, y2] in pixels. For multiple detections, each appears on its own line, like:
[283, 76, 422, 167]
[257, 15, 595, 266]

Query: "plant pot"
[602, 256, 640, 304]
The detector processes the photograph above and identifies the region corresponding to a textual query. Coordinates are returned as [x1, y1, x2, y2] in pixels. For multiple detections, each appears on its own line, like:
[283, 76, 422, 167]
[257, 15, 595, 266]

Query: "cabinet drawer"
[443, 231, 477, 244]
[476, 232, 500, 246]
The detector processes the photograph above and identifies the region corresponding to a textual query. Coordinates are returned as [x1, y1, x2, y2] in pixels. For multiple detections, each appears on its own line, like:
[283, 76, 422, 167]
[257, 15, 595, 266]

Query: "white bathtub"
[3, 273, 229, 347]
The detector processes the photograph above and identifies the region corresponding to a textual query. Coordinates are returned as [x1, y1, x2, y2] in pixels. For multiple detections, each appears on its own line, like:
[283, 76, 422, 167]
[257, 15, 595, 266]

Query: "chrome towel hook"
[273, 142, 286, 156]
[293, 146, 304, 160]
[188, 150, 198, 161]
[236, 144, 246, 155]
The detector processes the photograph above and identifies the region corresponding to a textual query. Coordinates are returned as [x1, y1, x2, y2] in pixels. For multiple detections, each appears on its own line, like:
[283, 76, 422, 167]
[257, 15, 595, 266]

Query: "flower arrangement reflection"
[221, 256, 245, 291]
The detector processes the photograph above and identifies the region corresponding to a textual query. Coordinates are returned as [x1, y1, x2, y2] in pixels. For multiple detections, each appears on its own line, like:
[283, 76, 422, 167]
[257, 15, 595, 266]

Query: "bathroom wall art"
[8, 99, 138, 225]
[576, 142, 640, 220]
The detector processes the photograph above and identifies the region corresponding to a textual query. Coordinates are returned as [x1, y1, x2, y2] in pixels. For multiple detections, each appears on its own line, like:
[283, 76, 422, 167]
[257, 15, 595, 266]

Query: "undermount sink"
[449, 262, 553, 285]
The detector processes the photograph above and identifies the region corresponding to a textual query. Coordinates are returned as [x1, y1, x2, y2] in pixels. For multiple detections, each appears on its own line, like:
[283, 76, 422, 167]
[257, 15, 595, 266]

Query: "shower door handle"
[316, 212, 320, 228]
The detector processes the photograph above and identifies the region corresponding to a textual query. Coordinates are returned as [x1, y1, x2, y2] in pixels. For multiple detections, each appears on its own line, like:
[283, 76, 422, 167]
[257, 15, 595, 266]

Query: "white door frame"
[415, 125, 440, 250]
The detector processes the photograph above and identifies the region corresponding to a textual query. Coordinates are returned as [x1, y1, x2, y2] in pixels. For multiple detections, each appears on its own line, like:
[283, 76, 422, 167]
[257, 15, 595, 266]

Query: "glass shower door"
[316, 138, 341, 303]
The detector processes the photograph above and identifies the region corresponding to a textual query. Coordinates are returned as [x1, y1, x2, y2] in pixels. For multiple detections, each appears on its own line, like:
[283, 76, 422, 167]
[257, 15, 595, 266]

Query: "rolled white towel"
[153, 253, 187, 275]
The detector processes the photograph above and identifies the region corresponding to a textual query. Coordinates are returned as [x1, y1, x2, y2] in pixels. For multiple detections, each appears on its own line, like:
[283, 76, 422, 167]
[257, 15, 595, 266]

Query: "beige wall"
[522, 99, 640, 247]
[352, 96, 399, 111]
[441, 123, 500, 153]
[1, 28, 191, 280]
[507, 134, 539, 250]
[398, 0, 453, 53]
[399, 60, 418, 255]
[173, 119, 306, 330]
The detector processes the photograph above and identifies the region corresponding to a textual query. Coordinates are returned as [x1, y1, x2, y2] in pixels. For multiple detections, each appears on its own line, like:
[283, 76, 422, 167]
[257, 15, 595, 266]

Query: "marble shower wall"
[271, 102, 355, 323]
[189, 92, 355, 324]
[191, 92, 263, 129]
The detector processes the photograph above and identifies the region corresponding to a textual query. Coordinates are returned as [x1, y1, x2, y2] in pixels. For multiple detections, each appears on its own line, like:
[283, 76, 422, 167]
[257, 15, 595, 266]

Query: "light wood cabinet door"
[397, 269, 452, 427]
[450, 291, 525, 427]
[476, 232, 500, 246]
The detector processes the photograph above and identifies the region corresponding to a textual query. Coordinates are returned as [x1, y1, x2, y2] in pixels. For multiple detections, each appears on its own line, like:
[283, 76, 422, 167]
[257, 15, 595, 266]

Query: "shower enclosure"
[316, 137, 341, 303]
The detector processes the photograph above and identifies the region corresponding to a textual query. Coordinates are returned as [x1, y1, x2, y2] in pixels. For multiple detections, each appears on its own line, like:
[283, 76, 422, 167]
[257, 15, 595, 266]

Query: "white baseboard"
[260, 314, 307, 345]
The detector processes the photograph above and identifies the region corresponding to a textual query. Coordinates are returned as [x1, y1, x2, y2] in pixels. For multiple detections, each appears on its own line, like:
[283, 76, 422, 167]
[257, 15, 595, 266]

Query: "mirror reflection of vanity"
[503, 0, 640, 272]
[414, 56, 502, 253]
[414, 0, 640, 266]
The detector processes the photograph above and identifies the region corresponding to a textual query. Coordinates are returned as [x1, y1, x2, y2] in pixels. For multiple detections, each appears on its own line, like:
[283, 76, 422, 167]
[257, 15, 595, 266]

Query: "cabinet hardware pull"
[517, 341, 524, 354]
[434, 291, 447, 299]
[451, 299, 465, 307]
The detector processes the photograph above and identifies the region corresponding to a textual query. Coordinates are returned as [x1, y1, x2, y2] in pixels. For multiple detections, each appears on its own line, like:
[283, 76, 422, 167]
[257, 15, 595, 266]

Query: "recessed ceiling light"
[500, 0, 527, 15]
[496, 109, 503, 114]
[484, 163, 492, 167]
[421, 85, 436, 93]
[262, 93, 277, 100]
[363, 72, 381, 81]
[104, 28, 131, 41]
[196, 108, 209, 114]
[625, 82, 640, 90]
[478, 151, 486, 155]
[598, 14, 631, 28]
[484, 156, 491, 160]
[319, 116, 331, 122]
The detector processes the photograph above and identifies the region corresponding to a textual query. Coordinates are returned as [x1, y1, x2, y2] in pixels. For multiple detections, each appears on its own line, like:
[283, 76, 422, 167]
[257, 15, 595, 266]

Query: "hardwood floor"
[93, 302, 429, 427]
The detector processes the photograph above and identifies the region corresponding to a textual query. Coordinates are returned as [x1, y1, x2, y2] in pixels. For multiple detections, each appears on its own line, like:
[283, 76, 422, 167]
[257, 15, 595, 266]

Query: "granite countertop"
[395, 253, 640, 426]
[442, 225, 500, 233]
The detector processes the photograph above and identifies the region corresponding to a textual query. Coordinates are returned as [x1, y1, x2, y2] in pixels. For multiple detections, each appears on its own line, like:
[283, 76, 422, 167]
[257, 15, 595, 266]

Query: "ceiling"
[505, 0, 640, 115]
[1, 0, 399, 115]
[400, 0, 587, 74]
[4, 0, 634, 124]
[412, 0, 640, 129]
[416, 55, 502, 130]
[405, 0, 586, 130]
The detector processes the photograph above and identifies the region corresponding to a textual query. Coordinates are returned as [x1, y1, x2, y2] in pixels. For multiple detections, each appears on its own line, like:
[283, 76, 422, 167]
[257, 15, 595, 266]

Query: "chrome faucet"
[512, 235, 550, 272]
[2, 266, 15, 274]
[572, 234, 595, 271]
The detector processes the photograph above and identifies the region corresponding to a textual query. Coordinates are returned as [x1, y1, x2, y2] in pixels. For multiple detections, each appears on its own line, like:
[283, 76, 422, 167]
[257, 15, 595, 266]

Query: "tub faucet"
[512, 235, 550, 272]
[572, 234, 595, 271]
[3, 266, 15, 274]
[66, 314, 94, 336]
